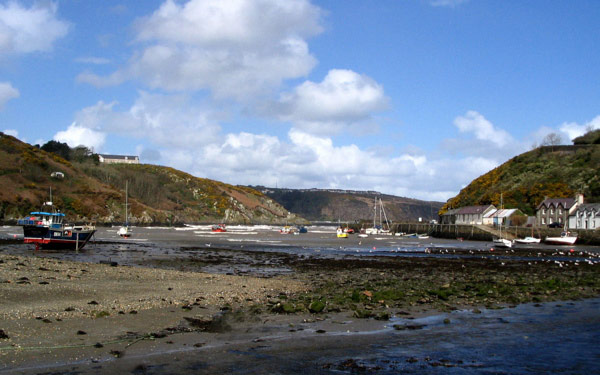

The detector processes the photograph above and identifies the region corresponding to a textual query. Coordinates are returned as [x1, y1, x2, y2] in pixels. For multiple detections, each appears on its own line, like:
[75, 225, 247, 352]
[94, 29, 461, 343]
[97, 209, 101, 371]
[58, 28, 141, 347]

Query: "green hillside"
[0, 133, 302, 225]
[441, 144, 600, 215]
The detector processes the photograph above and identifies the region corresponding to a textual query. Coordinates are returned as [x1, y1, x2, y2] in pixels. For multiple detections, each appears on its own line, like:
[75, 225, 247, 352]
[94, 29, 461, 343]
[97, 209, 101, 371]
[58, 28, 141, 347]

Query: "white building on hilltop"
[98, 154, 139, 164]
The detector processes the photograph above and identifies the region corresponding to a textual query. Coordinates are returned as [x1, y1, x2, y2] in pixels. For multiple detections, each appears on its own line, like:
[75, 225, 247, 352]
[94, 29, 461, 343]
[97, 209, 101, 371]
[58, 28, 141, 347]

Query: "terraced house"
[536, 194, 583, 227]
[568, 203, 600, 230]
[453, 205, 496, 225]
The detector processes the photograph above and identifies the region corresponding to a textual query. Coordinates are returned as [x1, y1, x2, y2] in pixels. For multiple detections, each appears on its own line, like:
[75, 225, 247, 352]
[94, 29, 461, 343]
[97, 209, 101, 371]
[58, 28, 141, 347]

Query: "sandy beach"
[1, 225, 599, 374]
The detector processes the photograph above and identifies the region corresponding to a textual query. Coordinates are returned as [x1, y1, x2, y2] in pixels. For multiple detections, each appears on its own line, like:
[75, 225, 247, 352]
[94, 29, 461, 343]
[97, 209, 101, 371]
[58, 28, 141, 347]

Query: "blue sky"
[1, 0, 599, 201]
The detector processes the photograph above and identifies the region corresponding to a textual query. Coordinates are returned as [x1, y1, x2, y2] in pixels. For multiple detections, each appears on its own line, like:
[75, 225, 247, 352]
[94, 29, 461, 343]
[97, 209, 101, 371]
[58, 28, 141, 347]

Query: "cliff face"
[0, 133, 303, 225]
[441, 145, 600, 215]
[255, 188, 444, 222]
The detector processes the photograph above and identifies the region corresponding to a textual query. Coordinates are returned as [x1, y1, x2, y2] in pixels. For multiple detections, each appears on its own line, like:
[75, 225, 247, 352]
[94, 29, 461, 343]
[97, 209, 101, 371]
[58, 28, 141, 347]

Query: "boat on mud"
[212, 224, 227, 232]
[545, 231, 577, 245]
[118, 181, 132, 238]
[336, 227, 348, 238]
[493, 238, 513, 248]
[514, 236, 541, 244]
[17, 201, 96, 250]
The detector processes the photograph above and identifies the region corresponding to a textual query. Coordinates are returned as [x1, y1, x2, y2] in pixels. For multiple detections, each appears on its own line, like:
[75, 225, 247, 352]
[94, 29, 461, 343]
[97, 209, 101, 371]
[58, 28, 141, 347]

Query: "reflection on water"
[333, 299, 600, 374]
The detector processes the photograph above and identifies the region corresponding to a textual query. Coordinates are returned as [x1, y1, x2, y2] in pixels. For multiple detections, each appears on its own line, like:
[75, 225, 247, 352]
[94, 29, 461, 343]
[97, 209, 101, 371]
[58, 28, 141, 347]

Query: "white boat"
[493, 193, 511, 248]
[545, 231, 577, 245]
[336, 227, 348, 238]
[365, 196, 392, 235]
[514, 236, 541, 244]
[119, 181, 132, 238]
[493, 238, 512, 248]
[279, 225, 295, 234]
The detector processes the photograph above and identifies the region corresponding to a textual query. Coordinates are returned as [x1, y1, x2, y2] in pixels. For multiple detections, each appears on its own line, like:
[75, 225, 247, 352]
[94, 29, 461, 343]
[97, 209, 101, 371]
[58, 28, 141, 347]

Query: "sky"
[1, 0, 599, 202]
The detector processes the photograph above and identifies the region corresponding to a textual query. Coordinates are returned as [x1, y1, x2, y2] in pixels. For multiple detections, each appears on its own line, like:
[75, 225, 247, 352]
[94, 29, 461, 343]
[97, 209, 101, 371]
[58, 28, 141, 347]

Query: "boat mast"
[380, 198, 390, 230]
[125, 181, 128, 225]
[373, 196, 377, 228]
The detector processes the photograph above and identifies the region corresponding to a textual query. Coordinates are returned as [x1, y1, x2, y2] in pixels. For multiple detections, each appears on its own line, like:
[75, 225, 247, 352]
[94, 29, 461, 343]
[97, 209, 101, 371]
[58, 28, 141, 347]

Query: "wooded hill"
[441, 141, 600, 216]
[0, 133, 302, 225]
[254, 187, 444, 223]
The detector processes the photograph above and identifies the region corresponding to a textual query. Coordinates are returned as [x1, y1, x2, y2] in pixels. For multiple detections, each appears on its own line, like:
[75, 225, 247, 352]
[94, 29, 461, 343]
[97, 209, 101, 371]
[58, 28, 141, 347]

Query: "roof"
[483, 209, 497, 218]
[457, 205, 495, 215]
[99, 154, 139, 160]
[574, 203, 600, 212]
[441, 208, 461, 216]
[537, 198, 576, 210]
[491, 208, 520, 218]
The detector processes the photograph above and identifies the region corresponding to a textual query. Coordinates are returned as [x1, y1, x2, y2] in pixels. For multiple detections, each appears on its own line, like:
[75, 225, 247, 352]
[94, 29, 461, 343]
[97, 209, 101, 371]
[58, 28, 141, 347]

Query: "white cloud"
[454, 110, 513, 148]
[559, 115, 600, 141]
[0, 2, 69, 55]
[430, 0, 470, 7]
[155, 126, 491, 201]
[75, 57, 111, 65]
[0, 82, 19, 109]
[64, 90, 520, 201]
[274, 69, 389, 134]
[54, 123, 106, 152]
[3, 128, 18, 137]
[80, 0, 324, 100]
[59, 92, 221, 153]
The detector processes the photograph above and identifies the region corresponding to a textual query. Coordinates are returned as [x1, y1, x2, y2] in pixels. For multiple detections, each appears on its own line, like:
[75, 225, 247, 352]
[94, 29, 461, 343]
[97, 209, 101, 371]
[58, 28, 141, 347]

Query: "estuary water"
[1, 224, 599, 374]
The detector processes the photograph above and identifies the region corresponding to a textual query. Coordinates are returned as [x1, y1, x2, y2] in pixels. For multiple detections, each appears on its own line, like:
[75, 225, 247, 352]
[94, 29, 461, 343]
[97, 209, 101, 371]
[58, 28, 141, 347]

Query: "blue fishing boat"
[17, 201, 96, 250]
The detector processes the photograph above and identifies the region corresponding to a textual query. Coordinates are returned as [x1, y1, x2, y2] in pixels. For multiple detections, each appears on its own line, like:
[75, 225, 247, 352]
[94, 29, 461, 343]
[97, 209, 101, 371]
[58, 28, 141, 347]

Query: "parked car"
[548, 222, 562, 228]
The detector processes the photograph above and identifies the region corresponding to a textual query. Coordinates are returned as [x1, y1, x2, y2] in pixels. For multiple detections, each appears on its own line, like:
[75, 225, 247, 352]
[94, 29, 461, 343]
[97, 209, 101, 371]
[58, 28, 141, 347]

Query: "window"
[558, 208, 562, 215]
[542, 208, 546, 215]
[550, 208, 554, 215]
[542, 218, 546, 225]
[558, 217, 562, 224]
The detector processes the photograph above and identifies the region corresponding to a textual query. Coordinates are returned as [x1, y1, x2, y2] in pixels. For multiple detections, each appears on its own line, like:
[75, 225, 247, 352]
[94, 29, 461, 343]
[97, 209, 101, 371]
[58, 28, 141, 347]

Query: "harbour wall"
[392, 222, 600, 246]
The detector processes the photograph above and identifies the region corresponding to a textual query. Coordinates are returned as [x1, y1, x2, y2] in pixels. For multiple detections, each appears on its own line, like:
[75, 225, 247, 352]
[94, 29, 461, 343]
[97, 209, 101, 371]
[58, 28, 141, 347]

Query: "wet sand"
[1, 225, 599, 374]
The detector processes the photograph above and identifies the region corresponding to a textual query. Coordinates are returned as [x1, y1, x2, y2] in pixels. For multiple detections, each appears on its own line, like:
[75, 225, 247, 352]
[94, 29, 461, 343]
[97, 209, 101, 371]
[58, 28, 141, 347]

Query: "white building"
[98, 154, 139, 164]
[568, 203, 600, 230]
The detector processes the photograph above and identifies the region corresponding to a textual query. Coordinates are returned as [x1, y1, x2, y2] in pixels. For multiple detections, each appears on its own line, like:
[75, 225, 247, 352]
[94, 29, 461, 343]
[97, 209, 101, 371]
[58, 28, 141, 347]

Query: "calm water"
[82, 299, 599, 374]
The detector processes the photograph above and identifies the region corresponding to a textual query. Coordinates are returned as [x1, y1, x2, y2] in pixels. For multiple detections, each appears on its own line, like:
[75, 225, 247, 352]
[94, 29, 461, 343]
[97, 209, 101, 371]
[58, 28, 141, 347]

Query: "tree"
[541, 132, 563, 146]
[41, 140, 71, 160]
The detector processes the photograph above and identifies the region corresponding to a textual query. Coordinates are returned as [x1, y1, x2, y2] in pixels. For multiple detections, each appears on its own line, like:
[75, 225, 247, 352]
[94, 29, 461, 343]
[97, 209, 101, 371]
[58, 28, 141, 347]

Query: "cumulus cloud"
[54, 123, 106, 151]
[155, 126, 493, 202]
[56, 92, 221, 153]
[0, 82, 19, 109]
[274, 69, 389, 134]
[3, 128, 19, 137]
[430, 0, 470, 7]
[559, 115, 600, 142]
[63, 90, 513, 201]
[80, 0, 323, 100]
[0, 1, 69, 55]
[75, 57, 111, 65]
[454, 110, 514, 148]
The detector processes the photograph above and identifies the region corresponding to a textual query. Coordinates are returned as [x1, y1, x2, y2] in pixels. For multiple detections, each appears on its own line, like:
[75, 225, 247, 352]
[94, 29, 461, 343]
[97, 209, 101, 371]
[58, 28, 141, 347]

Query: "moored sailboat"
[118, 181, 132, 238]
[493, 193, 512, 248]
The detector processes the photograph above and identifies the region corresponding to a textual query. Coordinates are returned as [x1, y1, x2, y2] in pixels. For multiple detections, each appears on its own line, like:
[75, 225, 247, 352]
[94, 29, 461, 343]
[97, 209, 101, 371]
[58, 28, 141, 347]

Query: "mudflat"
[1, 226, 599, 374]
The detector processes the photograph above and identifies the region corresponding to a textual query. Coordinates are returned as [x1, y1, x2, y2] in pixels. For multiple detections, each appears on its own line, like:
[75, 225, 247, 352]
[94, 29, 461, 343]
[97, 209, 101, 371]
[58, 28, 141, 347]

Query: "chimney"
[575, 193, 584, 205]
